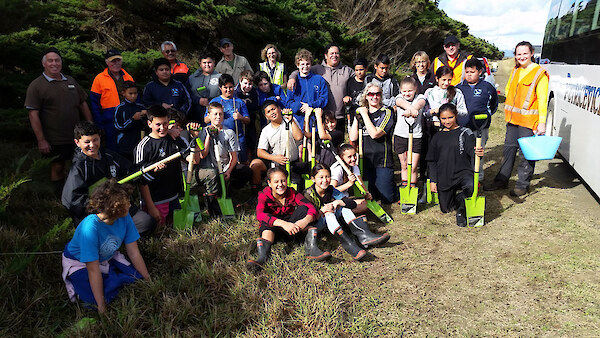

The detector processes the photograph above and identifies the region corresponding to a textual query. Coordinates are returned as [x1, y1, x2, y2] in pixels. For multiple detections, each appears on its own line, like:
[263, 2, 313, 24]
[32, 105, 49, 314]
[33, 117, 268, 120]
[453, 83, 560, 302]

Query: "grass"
[1, 105, 600, 336]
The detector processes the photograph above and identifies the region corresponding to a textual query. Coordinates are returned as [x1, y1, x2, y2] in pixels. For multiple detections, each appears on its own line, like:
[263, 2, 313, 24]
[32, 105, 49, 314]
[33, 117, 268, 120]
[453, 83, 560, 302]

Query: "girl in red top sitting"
[247, 167, 331, 271]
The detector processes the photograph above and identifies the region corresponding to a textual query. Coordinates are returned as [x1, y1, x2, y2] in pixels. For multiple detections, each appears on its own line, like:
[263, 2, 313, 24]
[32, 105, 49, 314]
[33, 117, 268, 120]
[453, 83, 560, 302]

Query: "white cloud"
[438, 0, 551, 50]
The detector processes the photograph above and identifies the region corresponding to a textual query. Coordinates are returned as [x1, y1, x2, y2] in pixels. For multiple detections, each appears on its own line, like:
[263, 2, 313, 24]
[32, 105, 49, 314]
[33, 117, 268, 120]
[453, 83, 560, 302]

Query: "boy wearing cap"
[215, 38, 253, 83]
[430, 36, 473, 86]
[26, 47, 92, 194]
[90, 49, 134, 151]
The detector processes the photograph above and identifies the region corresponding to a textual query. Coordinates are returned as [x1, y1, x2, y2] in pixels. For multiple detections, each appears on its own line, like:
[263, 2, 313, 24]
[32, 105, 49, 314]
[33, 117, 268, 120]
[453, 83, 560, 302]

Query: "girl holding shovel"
[426, 103, 484, 227]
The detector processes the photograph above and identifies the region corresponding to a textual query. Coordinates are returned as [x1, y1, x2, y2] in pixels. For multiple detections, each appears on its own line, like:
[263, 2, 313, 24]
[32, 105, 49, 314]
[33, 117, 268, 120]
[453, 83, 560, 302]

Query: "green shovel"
[399, 117, 419, 214]
[283, 116, 298, 191]
[304, 116, 317, 189]
[323, 140, 393, 224]
[464, 113, 488, 227]
[211, 130, 235, 218]
[174, 137, 205, 229]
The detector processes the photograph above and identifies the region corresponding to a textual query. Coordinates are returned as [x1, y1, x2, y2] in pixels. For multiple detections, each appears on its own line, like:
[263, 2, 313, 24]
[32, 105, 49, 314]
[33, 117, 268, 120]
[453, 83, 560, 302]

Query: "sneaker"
[483, 180, 508, 191]
[510, 187, 527, 197]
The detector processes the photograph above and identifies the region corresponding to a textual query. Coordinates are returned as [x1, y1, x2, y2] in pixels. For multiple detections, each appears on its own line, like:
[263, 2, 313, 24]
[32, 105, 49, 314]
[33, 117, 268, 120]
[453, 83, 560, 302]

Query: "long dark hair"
[435, 66, 456, 102]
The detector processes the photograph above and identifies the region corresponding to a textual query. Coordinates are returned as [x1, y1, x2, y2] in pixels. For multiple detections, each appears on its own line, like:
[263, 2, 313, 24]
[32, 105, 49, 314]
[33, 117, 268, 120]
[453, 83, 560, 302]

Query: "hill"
[1, 0, 502, 108]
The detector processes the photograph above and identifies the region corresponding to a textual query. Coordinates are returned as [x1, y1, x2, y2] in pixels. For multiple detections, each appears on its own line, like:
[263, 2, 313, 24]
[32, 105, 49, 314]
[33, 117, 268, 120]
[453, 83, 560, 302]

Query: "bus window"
[545, 0, 563, 44]
[557, 0, 577, 39]
[570, 0, 597, 36]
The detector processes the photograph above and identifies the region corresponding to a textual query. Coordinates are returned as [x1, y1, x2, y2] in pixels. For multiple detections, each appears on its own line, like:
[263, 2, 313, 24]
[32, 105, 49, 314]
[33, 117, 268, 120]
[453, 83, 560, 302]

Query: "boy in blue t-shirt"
[62, 179, 150, 313]
[456, 58, 498, 181]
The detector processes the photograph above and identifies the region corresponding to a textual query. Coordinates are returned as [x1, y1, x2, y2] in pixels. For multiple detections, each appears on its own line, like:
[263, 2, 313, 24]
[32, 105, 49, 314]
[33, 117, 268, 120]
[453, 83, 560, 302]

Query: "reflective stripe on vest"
[433, 55, 472, 86]
[504, 65, 547, 129]
[260, 62, 284, 85]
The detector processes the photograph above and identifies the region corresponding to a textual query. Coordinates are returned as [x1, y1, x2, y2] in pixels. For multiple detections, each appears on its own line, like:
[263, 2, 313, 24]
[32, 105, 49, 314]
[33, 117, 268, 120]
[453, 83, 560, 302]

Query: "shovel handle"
[186, 146, 195, 184]
[118, 152, 182, 184]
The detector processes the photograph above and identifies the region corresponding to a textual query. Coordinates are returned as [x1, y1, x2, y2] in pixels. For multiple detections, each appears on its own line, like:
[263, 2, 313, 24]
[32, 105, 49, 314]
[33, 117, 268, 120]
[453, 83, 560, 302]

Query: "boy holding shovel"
[192, 102, 250, 215]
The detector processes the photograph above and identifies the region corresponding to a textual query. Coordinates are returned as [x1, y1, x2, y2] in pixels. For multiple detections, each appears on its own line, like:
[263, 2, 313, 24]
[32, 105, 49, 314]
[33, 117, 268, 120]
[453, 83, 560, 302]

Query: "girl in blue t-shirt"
[61, 179, 150, 313]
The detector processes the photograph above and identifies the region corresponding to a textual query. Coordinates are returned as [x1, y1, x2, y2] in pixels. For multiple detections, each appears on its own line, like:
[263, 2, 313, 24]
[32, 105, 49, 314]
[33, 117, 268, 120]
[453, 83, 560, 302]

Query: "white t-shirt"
[331, 162, 361, 197]
[257, 120, 300, 162]
[394, 94, 425, 138]
[199, 127, 239, 172]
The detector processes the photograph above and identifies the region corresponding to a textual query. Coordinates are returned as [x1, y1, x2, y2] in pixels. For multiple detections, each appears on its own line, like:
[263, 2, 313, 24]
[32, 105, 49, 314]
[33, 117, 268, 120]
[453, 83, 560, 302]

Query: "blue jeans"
[364, 167, 397, 204]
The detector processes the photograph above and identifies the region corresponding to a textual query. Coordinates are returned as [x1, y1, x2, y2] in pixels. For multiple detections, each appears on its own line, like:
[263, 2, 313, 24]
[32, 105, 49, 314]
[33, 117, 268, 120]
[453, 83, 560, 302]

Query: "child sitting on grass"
[304, 164, 389, 261]
[247, 167, 331, 271]
[330, 143, 369, 214]
[61, 179, 150, 313]
[426, 103, 484, 227]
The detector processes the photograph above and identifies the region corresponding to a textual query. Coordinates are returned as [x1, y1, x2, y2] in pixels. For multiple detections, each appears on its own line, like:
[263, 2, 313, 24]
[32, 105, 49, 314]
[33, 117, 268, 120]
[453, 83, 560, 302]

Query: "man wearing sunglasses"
[431, 35, 473, 86]
[160, 41, 190, 83]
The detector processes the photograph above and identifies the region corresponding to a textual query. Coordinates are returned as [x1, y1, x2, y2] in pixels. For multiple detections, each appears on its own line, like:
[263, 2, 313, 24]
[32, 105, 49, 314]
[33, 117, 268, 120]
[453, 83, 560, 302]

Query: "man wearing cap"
[215, 38, 253, 83]
[431, 36, 473, 86]
[90, 49, 134, 151]
[25, 47, 92, 193]
[160, 41, 190, 83]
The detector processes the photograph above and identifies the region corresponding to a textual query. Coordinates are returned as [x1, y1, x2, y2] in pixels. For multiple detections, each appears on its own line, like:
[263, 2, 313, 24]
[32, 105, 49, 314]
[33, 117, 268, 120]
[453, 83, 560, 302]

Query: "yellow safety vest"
[259, 62, 285, 86]
[504, 64, 548, 130]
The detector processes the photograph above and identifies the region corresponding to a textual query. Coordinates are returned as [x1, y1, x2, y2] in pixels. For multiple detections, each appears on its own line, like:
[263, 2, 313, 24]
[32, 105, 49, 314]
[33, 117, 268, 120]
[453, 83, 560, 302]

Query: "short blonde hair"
[410, 51, 430, 71]
[359, 83, 383, 108]
[295, 49, 313, 66]
[261, 44, 281, 62]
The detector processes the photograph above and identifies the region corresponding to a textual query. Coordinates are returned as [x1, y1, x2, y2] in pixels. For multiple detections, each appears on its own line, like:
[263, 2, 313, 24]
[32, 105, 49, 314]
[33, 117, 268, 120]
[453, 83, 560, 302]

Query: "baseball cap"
[444, 36, 460, 45]
[105, 49, 123, 61]
[219, 38, 233, 47]
[42, 47, 62, 59]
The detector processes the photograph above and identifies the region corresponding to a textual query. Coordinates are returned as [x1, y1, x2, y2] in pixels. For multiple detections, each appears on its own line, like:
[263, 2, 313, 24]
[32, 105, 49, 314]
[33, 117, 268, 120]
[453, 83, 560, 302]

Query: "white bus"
[542, 0, 600, 197]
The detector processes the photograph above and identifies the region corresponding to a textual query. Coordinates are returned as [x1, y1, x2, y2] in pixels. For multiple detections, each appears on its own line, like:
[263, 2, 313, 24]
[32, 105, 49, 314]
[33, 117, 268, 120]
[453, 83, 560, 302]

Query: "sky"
[438, 0, 552, 54]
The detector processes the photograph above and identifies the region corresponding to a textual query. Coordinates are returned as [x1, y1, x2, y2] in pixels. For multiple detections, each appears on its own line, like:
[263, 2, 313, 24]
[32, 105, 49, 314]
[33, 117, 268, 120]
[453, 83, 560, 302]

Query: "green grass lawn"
[1, 107, 599, 336]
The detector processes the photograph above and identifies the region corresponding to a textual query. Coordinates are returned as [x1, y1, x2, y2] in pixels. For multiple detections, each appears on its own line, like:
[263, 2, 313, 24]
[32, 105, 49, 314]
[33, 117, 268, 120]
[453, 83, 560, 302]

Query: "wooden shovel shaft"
[472, 137, 482, 198]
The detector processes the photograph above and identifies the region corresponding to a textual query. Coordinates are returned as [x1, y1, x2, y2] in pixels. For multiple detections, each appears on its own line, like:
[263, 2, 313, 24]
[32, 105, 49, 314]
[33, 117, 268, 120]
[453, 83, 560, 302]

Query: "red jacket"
[256, 186, 318, 227]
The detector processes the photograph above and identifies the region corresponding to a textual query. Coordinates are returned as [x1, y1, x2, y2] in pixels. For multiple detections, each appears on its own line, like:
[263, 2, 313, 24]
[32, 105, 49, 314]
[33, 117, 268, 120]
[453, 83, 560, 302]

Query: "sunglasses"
[164, 49, 176, 54]
[367, 92, 382, 97]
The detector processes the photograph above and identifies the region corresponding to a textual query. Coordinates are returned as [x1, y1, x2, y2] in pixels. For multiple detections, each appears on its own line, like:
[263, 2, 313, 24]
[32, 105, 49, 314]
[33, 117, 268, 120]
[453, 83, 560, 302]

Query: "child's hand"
[348, 174, 357, 183]
[365, 192, 373, 200]
[97, 302, 107, 314]
[343, 96, 352, 104]
[320, 205, 334, 214]
[430, 182, 437, 193]
[199, 98, 209, 107]
[162, 103, 173, 109]
[133, 111, 143, 120]
[233, 111, 241, 120]
[148, 205, 162, 224]
[314, 108, 323, 117]
[223, 171, 231, 180]
[273, 155, 288, 165]
[407, 107, 419, 118]
[276, 96, 281, 101]
[282, 221, 300, 235]
[153, 163, 166, 172]
[287, 78, 296, 91]
[300, 103, 312, 114]
[430, 108, 439, 116]
[475, 146, 484, 157]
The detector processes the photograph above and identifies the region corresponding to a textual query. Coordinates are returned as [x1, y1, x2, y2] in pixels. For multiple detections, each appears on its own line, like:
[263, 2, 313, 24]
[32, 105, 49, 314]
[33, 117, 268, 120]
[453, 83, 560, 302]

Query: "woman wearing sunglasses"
[349, 83, 397, 204]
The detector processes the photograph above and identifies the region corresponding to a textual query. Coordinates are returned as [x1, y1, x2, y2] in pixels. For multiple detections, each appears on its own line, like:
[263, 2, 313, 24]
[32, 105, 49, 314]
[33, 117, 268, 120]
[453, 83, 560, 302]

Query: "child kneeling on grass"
[426, 103, 484, 227]
[61, 179, 150, 313]
[304, 164, 390, 261]
[247, 167, 331, 271]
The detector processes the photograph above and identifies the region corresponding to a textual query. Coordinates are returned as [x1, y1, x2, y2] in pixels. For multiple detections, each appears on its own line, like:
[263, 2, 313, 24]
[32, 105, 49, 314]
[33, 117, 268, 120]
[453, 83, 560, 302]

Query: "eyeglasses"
[164, 49, 176, 54]
[366, 92, 382, 97]
[415, 61, 427, 64]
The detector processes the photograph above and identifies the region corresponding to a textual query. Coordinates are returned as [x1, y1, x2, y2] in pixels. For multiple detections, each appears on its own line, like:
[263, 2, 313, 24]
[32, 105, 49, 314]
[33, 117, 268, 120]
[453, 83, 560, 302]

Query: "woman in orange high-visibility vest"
[484, 41, 549, 197]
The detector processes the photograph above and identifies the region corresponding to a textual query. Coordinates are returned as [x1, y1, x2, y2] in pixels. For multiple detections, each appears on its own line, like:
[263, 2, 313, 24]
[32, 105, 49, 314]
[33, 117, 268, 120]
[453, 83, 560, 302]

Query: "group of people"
[25, 36, 548, 313]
